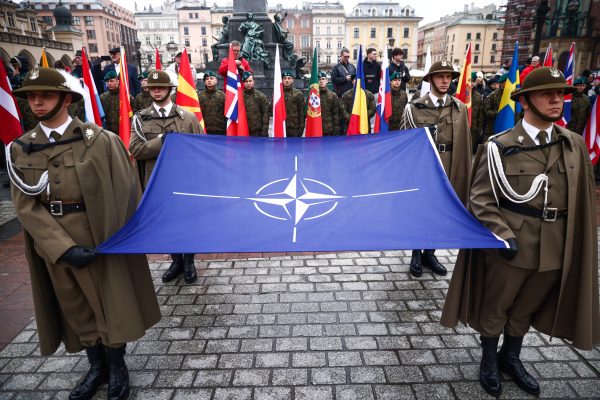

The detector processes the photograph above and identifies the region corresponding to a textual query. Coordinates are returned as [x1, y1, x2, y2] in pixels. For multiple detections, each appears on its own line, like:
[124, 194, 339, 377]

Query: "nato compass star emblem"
[173, 157, 418, 243]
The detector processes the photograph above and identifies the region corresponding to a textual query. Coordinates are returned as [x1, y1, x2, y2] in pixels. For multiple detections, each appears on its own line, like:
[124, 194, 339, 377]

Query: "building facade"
[134, 0, 179, 71]
[176, 1, 211, 70]
[308, 1, 345, 70]
[270, 4, 313, 69]
[446, 17, 503, 73]
[346, 1, 421, 67]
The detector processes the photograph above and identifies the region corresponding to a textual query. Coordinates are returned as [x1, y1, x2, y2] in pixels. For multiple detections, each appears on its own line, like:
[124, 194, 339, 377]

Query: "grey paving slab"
[0, 251, 599, 400]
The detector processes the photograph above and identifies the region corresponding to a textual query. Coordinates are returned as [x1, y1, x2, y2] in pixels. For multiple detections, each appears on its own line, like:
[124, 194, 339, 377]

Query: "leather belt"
[437, 143, 452, 152]
[499, 199, 567, 222]
[43, 201, 86, 216]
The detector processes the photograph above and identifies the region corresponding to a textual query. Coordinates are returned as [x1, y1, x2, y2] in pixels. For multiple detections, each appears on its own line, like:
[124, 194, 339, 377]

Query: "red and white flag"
[583, 94, 600, 165]
[81, 47, 104, 126]
[543, 43, 553, 66]
[155, 48, 162, 70]
[0, 61, 23, 144]
[272, 45, 286, 138]
[224, 43, 248, 136]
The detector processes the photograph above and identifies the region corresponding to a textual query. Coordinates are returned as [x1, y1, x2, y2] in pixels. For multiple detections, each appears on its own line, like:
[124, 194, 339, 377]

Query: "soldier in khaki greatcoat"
[281, 70, 306, 137]
[317, 72, 341, 136]
[441, 67, 599, 398]
[130, 70, 202, 284]
[401, 60, 472, 278]
[198, 71, 226, 135]
[7, 68, 161, 400]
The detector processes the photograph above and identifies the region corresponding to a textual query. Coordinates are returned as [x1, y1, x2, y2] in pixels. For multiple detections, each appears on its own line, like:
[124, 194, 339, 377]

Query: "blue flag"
[494, 42, 521, 133]
[98, 130, 506, 254]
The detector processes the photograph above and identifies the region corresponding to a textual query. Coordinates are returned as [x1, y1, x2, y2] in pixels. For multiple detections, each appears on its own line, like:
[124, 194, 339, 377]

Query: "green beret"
[574, 77, 587, 85]
[139, 71, 149, 80]
[242, 71, 253, 82]
[318, 71, 327, 79]
[282, 70, 293, 78]
[498, 73, 508, 83]
[203, 71, 216, 80]
[471, 72, 478, 81]
[103, 71, 118, 81]
[389, 72, 401, 80]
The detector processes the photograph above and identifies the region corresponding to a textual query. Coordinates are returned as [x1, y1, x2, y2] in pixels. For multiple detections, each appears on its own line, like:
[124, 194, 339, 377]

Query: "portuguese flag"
[305, 47, 322, 137]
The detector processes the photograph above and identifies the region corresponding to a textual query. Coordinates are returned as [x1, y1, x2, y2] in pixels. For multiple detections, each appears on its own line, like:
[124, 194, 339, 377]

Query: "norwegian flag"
[583, 93, 600, 165]
[272, 44, 286, 138]
[556, 42, 575, 127]
[224, 44, 248, 136]
[0, 61, 22, 144]
[374, 44, 392, 133]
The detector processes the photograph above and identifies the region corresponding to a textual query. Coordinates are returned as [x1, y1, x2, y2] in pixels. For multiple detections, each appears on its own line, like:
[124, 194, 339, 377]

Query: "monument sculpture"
[211, 16, 230, 61]
[239, 13, 270, 67]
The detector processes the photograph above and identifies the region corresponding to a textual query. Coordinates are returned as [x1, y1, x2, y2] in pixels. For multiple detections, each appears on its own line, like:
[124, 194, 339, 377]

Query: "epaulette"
[486, 129, 511, 142]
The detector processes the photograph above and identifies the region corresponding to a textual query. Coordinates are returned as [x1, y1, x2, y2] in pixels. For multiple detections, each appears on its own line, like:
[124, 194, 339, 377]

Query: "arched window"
[370, 8, 377, 17]
[354, 9, 360, 16]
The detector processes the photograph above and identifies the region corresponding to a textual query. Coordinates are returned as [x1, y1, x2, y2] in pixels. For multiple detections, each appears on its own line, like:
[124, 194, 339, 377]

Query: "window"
[7, 12, 16, 28]
[326, 55, 331, 64]
[490, 55, 496, 63]
[183, 26, 189, 35]
[466, 32, 471, 40]
[87, 29, 96, 39]
[403, 48, 408, 58]
[301, 19, 308, 28]
[354, 9, 360, 17]
[194, 13, 198, 18]
[493, 32, 498, 40]
[189, 12, 193, 18]
[288, 34, 294, 45]
[202, 38, 207, 46]
[106, 31, 110, 41]
[29, 17, 37, 32]
[301, 35, 309, 47]
[169, 35, 174, 42]
[72, 16, 80, 25]
[491, 43, 496, 51]
[316, 27, 320, 35]
[326, 40, 331, 49]
[42, 16, 53, 26]
[353, 48, 357, 59]
[337, 40, 342, 49]
[452, 33, 455, 41]
[403, 27, 409, 38]
[387, 27, 393, 38]
[287, 19, 294, 28]
[302, 50, 310, 61]
[370, 27, 376, 38]
[84, 16, 94, 26]
[353, 27, 359, 38]
[338, 27, 342, 35]
[465, 44, 469, 51]
[326, 26, 330, 35]
[145, 36, 151, 45]
[201, 26, 206, 35]
[84, 4, 91, 9]
[89, 43, 98, 53]
[476, 32, 481, 40]
[155, 35, 161, 45]
[475, 43, 480, 51]
[474, 55, 479, 64]
[370, 8, 376, 16]
[185, 38, 190, 46]
[316, 40, 320, 48]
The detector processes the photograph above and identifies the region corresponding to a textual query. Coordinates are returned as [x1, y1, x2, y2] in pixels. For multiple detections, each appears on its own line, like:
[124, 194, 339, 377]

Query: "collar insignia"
[85, 128, 94, 140]
[550, 68, 560, 78]
[30, 131, 37, 139]
[29, 69, 39, 80]
[517, 135, 524, 143]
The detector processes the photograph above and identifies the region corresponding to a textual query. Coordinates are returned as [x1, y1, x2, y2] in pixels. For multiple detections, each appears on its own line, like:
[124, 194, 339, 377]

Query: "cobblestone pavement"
[1, 250, 599, 400]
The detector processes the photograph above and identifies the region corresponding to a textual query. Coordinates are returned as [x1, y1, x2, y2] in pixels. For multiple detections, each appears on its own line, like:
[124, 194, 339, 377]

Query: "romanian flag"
[347, 45, 369, 135]
[118, 46, 133, 148]
[81, 47, 104, 125]
[224, 44, 248, 136]
[494, 42, 520, 134]
[456, 42, 472, 125]
[543, 43, 553, 66]
[272, 45, 286, 138]
[155, 48, 162, 70]
[305, 47, 322, 137]
[176, 48, 205, 133]
[557, 42, 575, 127]
[0, 60, 22, 144]
[40, 47, 49, 68]
[374, 45, 391, 133]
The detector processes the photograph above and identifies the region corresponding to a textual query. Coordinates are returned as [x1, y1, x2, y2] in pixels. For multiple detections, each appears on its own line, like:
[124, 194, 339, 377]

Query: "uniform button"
[52, 160, 59, 167]
[55, 195, 61, 200]
[519, 169, 525, 173]
[54, 178, 61, 184]
[27, 161, 32, 167]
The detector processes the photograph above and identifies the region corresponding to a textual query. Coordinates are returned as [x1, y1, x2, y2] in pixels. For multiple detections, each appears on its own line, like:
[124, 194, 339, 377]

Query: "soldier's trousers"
[479, 262, 561, 337]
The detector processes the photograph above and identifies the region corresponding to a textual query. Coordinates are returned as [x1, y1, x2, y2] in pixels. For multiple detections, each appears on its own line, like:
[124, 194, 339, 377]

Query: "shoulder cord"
[486, 140, 548, 208]
[4, 142, 49, 196]
[132, 114, 147, 143]
[401, 103, 417, 130]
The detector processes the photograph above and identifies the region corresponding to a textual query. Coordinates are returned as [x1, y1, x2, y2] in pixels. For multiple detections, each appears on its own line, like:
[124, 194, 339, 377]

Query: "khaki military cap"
[510, 67, 576, 101]
[145, 70, 176, 87]
[13, 67, 83, 101]
[423, 61, 460, 82]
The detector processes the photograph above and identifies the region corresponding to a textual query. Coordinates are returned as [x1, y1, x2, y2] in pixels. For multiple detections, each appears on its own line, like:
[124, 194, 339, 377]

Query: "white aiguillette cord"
[5, 141, 49, 196]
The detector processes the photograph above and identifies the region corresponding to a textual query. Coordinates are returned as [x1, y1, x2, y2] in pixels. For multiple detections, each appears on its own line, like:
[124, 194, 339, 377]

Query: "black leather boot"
[409, 250, 422, 277]
[106, 345, 129, 400]
[162, 254, 184, 282]
[480, 336, 502, 397]
[183, 253, 197, 284]
[421, 249, 447, 275]
[69, 344, 108, 400]
[498, 335, 540, 396]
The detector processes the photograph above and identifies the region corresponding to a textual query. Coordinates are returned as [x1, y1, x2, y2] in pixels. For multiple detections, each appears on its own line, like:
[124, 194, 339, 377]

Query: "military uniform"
[340, 87, 376, 133]
[319, 86, 341, 135]
[388, 87, 409, 131]
[471, 89, 484, 144]
[133, 90, 153, 112]
[567, 90, 591, 135]
[283, 86, 306, 137]
[482, 87, 502, 138]
[8, 68, 160, 400]
[441, 67, 599, 398]
[100, 90, 132, 135]
[243, 87, 270, 137]
[198, 87, 226, 135]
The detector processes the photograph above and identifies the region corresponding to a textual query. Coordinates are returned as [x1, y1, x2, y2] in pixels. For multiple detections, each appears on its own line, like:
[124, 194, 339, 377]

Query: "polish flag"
[543, 43, 553, 66]
[155, 48, 162, 70]
[272, 45, 286, 138]
[0, 61, 22, 144]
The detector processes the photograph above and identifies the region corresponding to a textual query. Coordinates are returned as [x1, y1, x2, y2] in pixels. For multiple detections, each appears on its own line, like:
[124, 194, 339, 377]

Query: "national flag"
[0, 61, 23, 144]
[583, 93, 600, 165]
[118, 46, 133, 148]
[494, 42, 520, 133]
[40, 47, 49, 68]
[347, 45, 369, 135]
[272, 45, 286, 138]
[97, 129, 507, 254]
[80, 47, 104, 125]
[305, 47, 322, 137]
[374, 45, 391, 133]
[456, 43, 472, 125]
[557, 42, 575, 127]
[176, 48, 205, 133]
[155, 48, 162, 70]
[421, 45, 432, 96]
[543, 43, 553, 66]
[224, 44, 248, 136]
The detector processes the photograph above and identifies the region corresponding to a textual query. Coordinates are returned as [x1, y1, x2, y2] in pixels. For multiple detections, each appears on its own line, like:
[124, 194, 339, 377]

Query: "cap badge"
[550, 68, 560, 78]
[152, 72, 158, 79]
[29, 69, 39, 80]
[85, 128, 94, 140]
[441, 61, 449, 67]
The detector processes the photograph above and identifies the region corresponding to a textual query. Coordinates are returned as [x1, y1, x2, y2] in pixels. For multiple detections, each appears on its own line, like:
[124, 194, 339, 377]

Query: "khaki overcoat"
[9, 118, 161, 356]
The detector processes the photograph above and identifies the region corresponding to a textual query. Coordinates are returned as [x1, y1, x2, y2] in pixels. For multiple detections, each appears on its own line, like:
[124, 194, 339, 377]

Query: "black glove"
[60, 246, 98, 269]
[161, 131, 173, 144]
[499, 238, 518, 261]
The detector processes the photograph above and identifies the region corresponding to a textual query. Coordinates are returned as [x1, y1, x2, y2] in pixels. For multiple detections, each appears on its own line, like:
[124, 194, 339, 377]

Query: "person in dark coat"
[101, 47, 141, 97]
[363, 48, 381, 95]
[331, 48, 356, 98]
[388, 48, 411, 92]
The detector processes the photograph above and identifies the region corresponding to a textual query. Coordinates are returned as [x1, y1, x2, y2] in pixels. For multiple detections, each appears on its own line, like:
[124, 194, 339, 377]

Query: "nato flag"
[98, 129, 506, 253]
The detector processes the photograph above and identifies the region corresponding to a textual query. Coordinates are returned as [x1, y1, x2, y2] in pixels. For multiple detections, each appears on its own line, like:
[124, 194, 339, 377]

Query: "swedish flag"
[494, 43, 521, 133]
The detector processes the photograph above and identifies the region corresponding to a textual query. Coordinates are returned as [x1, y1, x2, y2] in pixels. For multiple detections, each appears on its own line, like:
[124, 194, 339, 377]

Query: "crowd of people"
[2, 41, 599, 400]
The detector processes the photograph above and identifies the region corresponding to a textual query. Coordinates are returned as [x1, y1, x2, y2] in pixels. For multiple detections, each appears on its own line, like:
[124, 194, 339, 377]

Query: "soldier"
[282, 70, 306, 137]
[483, 74, 513, 139]
[99, 71, 132, 136]
[388, 71, 409, 130]
[340, 75, 376, 133]
[133, 71, 153, 112]
[567, 76, 591, 135]
[6, 67, 160, 400]
[242, 71, 270, 137]
[471, 72, 485, 152]
[441, 67, 600, 398]
[317, 71, 341, 136]
[130, 70, 203, 284]
[198, 71, 226, 135]
[401, 60, 472, 277]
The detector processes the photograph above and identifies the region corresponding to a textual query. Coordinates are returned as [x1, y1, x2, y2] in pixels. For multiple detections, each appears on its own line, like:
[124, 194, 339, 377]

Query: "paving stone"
[0, 344, 38, 358]
[232, 369, 270, 386]
[293, 324, 323, 337]
[277, 313, 306, 325]
[350, 366, 386, 383]
[260, 325, 291, 338]
[311, 367, 347, 384]
[227, 326, 258, 339]
[373, 384, 415, 400]
[155, 370, 196, 387]
[168, 340, 206, 354]
[145, 355, 184, 370]
[272, 368, 308, 386]
[294, 386, 333, 400]
[240, 339, 273, 352]
[37, 357, 78, 372]
[363, 350, 400, 365]
[254, 387, 292, 400]
[1, 374, 46, 390]
[422, 365, 462, 381]
[335, 384, 375, 400]
[212, 388, 252, 400]
[327, 351, 363, 367]
[339, 312, 369, 323]
[324, 324, 356, 336]
[539, 346, 580, 361]
[182, 355, 218, 370]
[433, 348, 473, 364]
[130, 370, 158, 387]
[568, 379, 600, 397]
[568, 361, 599, 378]
[194, 370, 232, 387]
[131, 389, 174, 400]
[535, 362, 577, 378]
[204, 340, 240, 353]
[307, 313, 337, 324]
[292, 352, 327, 367]
[345, 337, 377, 350]
[385, 366, 425, 383]
[357, 323, 388, 336]
[310, 337, 343, 351]
[218, 353, 254, 369]
[255, 352, 289, 368]
[172, 389, 212, 400]
[1, 358, 44, 373]
[276, 338, 307, 352]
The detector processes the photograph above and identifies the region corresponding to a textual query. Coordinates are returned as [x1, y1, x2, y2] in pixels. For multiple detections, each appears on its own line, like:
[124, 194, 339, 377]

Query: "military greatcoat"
[441, 122, 599, 350]
[130, 104, 202, 188]
[9, 118, 161, 356]
[283, 86, 306, 137]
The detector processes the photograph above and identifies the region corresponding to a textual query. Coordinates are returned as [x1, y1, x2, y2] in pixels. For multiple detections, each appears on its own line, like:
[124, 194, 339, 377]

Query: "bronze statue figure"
[239, 12, 270, 67]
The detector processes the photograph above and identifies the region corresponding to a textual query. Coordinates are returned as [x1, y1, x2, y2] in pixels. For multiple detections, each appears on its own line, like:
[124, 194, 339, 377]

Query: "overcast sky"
[129, 0, 506, 25]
